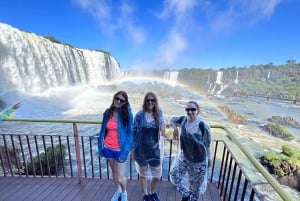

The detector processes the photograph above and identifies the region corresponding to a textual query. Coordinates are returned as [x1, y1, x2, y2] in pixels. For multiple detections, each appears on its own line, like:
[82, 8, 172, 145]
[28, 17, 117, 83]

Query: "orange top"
[104, 117, 120, 149]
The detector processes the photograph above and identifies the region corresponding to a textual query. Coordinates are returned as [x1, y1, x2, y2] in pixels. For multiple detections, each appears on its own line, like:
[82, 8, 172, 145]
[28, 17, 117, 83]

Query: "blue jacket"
[98, 105, 133, 161]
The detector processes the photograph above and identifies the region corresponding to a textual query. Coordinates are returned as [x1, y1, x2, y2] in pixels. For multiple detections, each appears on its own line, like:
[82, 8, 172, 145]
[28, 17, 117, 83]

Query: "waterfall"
[267, 71, 271, 79]
[163, 71, 178, 82]
[234, 70, 239, 84]
[0, 23, 120, 95]
[215, 71, 223, 84]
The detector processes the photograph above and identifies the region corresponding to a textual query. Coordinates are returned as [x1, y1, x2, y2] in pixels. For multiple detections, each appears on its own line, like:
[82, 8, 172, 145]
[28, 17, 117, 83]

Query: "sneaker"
[181, 195, 190, 201]
[150, 192, 160, 201]
[111, 189, 121, 201]
[143, 194, 152, 201]
[121, 191, 128, 201]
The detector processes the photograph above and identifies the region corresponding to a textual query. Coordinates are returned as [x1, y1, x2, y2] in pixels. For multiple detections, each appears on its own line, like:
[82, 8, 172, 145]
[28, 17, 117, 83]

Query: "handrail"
[4, 118, 100, 124]
[2, 118, 293, 201]
[211, 125, 292, 201]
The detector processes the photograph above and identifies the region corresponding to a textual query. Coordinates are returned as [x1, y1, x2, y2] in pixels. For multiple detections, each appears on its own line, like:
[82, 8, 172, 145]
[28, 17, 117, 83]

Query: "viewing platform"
[0, 118, 293, 201]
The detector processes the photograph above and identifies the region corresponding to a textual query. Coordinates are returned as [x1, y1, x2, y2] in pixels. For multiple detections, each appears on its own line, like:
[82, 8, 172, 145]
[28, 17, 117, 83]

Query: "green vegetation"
[26, 144, 66, 175]
[262, 145, 300, 177]
[45, 35, 62, 44]
[266, 123, 295, 140]
[0, 146, 23, 175]
[282, 145, 300, 166]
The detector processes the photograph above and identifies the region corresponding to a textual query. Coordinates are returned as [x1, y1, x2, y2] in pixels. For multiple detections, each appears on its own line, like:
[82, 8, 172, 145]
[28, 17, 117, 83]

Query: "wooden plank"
[47, 178, 78, 201]
[0, 177, 221, 201]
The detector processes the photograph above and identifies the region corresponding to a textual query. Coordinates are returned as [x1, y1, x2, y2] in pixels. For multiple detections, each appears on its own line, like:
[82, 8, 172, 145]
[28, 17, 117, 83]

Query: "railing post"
[73, 123, 82, 184]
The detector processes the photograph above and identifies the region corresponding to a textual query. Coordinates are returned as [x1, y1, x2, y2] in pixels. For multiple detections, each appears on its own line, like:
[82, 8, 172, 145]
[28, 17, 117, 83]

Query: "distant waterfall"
[215, 71, 223, 84]
[234, 70, 239, 84]
[0, 23, 120, 95]
[163, 71, 178, 82]
[267, 71, 271, 79]
[208, 71, 225, 96]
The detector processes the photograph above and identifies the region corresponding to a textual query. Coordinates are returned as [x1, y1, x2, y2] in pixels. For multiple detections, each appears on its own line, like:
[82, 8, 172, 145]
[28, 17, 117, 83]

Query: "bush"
[26, 144, 66, 175]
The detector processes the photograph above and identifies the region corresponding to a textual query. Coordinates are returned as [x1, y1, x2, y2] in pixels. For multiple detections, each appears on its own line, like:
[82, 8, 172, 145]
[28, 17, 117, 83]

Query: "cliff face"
[177, 65, 300, 99]
[0, 23, 120, 95]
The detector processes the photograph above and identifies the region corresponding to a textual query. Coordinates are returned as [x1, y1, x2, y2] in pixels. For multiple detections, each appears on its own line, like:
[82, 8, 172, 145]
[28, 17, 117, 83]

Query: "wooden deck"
[0, 177, 221, 201]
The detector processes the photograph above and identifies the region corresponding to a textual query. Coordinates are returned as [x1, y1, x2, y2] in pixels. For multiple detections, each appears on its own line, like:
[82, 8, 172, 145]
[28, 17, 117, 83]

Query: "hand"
[208, 159, 212, 168]
[12, 102, 21, 110]
[173, 127, 179, 140]
[131, 152, 135, 161]
[118, 157, 125, 163]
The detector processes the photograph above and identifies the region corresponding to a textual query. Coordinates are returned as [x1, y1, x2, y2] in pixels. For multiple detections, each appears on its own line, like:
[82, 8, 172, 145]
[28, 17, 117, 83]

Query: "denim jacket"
[98, 105, 133, 161]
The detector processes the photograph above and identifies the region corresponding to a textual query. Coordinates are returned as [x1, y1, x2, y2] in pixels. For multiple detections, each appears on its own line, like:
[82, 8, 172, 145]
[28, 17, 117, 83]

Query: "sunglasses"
[145, 98, 155, 103]
[115, 97, 125, 103]
[185, 108, 197, 112]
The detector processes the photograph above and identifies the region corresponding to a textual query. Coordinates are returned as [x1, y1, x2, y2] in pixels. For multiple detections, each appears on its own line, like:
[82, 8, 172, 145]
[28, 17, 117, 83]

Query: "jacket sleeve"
[132, 111, 142, 149]
[120, 105, 134, 160]
[0, 107, 15, 121]
[98, 109, 109, 155]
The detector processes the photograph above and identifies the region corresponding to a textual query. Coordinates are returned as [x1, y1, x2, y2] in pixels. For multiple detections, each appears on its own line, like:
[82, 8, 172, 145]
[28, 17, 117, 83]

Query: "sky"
[0, 0, 300, 71]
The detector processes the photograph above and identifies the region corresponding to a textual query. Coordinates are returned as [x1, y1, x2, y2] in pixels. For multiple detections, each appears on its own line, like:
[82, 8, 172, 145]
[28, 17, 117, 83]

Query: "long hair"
[142, 92, 160, 126]
[109, 91, 130, 124]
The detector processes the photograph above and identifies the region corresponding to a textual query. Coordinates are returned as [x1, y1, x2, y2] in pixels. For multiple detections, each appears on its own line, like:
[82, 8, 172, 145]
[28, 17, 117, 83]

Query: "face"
[113, 94, 126, 108]
[185, 102, 199, 120]
[145, 95, 155, 111]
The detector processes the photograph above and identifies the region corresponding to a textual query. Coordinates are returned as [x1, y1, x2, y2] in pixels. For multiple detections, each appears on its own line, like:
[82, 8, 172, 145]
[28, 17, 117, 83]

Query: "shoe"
[111, 189, 121, 201]
[121, 191, 128, 201]
[150, 192, 160, 201]
[143, 194, 152, 201]
[181, 195, 190, 201]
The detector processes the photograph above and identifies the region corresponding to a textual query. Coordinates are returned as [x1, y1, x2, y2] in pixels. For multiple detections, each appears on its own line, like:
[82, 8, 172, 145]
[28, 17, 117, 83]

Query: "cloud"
[73, 0, 145, 44]
[209, 0, 282, 33]
[155, 30, 187, 68]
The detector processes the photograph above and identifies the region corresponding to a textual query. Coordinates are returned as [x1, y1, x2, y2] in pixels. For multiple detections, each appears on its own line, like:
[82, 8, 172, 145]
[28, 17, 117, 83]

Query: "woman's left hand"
[118, 157, 125, 163]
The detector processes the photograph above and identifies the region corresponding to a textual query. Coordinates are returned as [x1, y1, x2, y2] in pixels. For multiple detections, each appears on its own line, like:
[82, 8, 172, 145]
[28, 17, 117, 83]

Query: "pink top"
[104, 117, 120, 149]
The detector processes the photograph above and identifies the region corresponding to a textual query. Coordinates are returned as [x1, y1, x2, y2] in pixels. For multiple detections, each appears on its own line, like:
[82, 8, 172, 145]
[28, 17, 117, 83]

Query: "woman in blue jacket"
[98, 91, 133, 201]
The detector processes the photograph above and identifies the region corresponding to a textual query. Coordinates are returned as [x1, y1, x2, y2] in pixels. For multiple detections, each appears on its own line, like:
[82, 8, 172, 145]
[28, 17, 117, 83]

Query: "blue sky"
[0, 0, 300, 70]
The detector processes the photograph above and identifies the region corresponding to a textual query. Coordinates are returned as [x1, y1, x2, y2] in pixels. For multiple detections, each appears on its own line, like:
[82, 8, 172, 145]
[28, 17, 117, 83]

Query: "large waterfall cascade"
[0, 23, 120, 95]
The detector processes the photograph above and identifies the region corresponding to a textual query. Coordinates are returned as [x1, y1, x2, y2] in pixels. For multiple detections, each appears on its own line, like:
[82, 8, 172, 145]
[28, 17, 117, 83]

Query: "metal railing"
[0, 118, 293, 201]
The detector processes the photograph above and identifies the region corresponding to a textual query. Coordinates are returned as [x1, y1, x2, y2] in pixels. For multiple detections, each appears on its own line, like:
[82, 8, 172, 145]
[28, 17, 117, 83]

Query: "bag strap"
[199, 121, 206, 137]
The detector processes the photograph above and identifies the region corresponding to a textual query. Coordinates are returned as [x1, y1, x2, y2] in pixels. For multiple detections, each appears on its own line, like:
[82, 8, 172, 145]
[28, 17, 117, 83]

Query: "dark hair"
[187, 101, 200, 110]
[109, 91, 130, 124]
[143, 92, 160, 125]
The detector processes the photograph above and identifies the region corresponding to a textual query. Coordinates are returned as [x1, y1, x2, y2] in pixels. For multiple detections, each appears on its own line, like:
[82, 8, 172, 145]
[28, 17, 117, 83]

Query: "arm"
[0, 102, 22, 121]
[159, 108, 166, 138]
[205, 123, 212, 167]
[169, 116, 185, 140]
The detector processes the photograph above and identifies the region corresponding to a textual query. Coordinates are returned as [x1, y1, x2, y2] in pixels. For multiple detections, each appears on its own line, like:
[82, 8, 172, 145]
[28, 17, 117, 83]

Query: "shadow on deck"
[0, 177, 221, 201]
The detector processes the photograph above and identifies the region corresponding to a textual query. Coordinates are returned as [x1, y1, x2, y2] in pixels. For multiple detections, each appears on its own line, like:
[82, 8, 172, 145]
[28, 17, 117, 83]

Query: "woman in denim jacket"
[98, 91, 133, 201]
